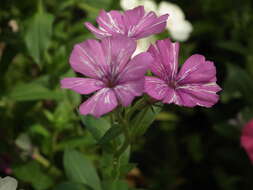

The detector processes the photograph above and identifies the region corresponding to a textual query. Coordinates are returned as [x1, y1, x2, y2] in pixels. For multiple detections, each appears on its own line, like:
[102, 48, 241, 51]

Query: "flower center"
[107, 80, 116, 88]
[168, 80, 177, 89]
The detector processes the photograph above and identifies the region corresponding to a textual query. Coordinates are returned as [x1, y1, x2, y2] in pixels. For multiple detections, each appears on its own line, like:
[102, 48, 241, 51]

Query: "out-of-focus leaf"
[29, 124, 50, 138]
[98, 124, 123, 145]
[80, 115, 111, 141]
[13, 161, 53, 190]
[216, 41, 247, 55]
[102, 180, 129, 190]
[63, 149, 102, 190]
[56, 136, 96, 151]
[221, 64, 253, 104]
[131, 105, 161, 137]
[25, 5, 54, 66]
[185, 134, 203, 162]
[213, 122, 239, 139]
[54, 182, 93, 190]
[9, 83, 60, 101]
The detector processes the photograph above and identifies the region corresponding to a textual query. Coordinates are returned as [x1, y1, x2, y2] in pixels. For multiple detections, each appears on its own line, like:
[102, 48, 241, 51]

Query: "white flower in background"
[0, 176, 18, 190]
[158, 1, 193, 41]
[120, 0, 193, 42]
[120, 0, 157, 12]
[133, 36, 157, 57]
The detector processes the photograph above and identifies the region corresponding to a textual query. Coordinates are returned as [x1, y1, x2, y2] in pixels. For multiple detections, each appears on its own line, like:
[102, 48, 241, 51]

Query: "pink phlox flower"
[145, 38, 221, 107]
[85, 6, 168, 40]
[61, 36, 153, 117]
[241, 119, 253, 163]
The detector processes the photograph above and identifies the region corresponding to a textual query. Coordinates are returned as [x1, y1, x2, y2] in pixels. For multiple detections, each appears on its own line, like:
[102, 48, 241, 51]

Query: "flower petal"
[79, 88, 118, 117]
[114, 79, 145, 106]
[131, 11, 169, 39]
[145, 76, 172, 101]
[101, 36, 136, 75]
[177, 54, 217, 85]
[118, 52, 153, 82]
[60, 77, 104, 94]
[175, 82, 221, 107]
[85, 6, 168, 40]
[148, 38, 179, 80]
[241, 120, 253, 163]
[84, 22, 111, 39]
[97, 10, 125, 35]
[69, 39, 107, 79]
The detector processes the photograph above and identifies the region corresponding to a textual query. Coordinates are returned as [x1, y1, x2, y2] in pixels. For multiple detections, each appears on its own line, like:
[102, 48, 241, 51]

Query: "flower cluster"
[120, 0, 193, 42]
[61, 6, 221, 117]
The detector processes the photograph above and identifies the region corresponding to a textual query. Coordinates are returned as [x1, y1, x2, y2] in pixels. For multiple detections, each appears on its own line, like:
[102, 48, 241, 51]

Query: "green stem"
[126, 97, 147, 121]
[111, 109, 131, 180]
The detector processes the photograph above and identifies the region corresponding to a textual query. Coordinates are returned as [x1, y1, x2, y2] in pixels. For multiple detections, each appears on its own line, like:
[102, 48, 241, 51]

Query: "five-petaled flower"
[145, 38, 221, 107]
[85, 6, 168, 40]
[61, 36, 153, 117]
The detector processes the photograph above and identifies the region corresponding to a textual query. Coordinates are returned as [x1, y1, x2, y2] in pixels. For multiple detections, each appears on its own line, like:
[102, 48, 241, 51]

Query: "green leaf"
[216, 41, 247, 55]
[98, 125, 123, 145]
[25, 7, 54, 66]
[130, 105, 161, 137]
[56, 136, 96, 151]
[221, 64, 253, 104]
[185, 134, 203, 162]
[63, 149, 102, 190]
[9, 83, 60, 101]
[13, 161, 53, 190]
[54, 182, 93, 190]
[102, 180, 129, 190]
[80, 115, 111, 141]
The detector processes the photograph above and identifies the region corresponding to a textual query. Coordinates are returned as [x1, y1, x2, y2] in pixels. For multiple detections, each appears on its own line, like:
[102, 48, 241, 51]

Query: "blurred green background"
[1, 0, 253, 189]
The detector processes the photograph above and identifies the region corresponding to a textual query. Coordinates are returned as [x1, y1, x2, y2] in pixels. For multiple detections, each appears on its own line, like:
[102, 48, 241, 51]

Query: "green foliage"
[13, 162, 53, 190]
[25, 2, 54, 66]
[63, 149, 102, 190]
[80, 115, 111, 141]
[9, 82, 60, 101]
[54, 182, 93, 190]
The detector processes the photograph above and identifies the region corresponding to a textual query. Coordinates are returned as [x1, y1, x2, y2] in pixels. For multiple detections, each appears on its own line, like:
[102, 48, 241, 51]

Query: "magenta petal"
[241, 120, 253, 163]
[133, 13, 169, 39]
[85, 22, 111, 39]
[96, 10, 125, 35]
[148, 39, 179, 80]
[69, 39, 107, 79]
[101, 36, 136, 72]
[114, 79, 145, 106]
[86, 6, 168, 40]
[123, 6, 145, 28]
[118, 52, 153, 82]
[176, 83, 221, 107]
[79, 88, 118, 117]
[60, 77, 104, 94]
[145, 76, 169, 101]
[177, 54, 217, 84]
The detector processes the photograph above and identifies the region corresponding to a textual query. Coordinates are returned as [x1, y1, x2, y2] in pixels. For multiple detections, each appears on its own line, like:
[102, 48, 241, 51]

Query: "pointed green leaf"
[98, 125, 123, 145]
[9, 83, 60, 101]
[80, 115, 111, 141]
[54, 182, 93, 190]
[25, 8, 54, 66]
[131, 105, 161, 137]
[63, 149, 102, 190]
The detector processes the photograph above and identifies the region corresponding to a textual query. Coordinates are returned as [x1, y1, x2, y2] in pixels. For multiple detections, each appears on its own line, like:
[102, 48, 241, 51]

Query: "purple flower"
[85, 6, 168, 40]
[145, 39, 221, 107]
[61, 36, 153, 117]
